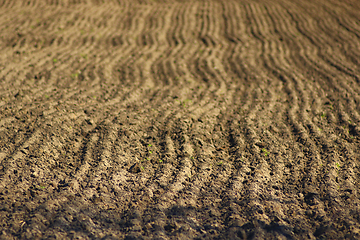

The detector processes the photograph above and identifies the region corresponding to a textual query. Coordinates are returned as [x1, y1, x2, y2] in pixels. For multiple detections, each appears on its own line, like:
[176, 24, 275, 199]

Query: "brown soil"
[1, 0, 360, 239]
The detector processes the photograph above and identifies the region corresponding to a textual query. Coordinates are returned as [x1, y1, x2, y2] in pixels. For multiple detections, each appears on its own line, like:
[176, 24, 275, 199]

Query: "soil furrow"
[2, 0, 360, 239]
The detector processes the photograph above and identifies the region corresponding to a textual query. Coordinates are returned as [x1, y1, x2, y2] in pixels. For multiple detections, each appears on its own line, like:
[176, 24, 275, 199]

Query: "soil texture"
[1, 0, 360, 239]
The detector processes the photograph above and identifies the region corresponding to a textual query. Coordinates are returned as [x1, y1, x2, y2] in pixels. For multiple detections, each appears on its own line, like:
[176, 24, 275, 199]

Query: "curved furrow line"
[318, 0, 360, 24]
[243, 3, 265, 44]
[126, 8, 166, 89]
[224, 111, 287, 238]
[145, 3, 191, 94]
[13, 0, 52, 8]
[96, 6, 173, 103]
[321, 134, 360, 228]
[58, 8, 143, 92]
[82, 53, 130, 92]
[124, 112, 191, 220]
[319, 7, 360, 69]
[216, 84, 287, 235]
[219, 0, 243, 45]
[159, 120, 193, 204]
[218, 1, 246, 91]
[200, 2, 230, 98]
[69, 4, 118, 48]
[240, 3, 268, 82]
[321, 0, 357, 11]
[248, 4, 300, 119]
[113, 51, 144, 88]
[195, 56, 224, 97]
[183, 58, 210, 107]
[269, 73, 326, 197]
[289, 104, 357, 224]
[116, 4, 141, 34]
[284, 115, 332, 235]
[254, 129, 301, 228]
[219, 118, 252, 226]
[310, 11, 360, 80]
[112, 0, 133, 8]
[334, 12, 360, 40]
[149, 54, 175, 89]
[158, 117, 234, 237]
[46, 5, 112, 49]
[185, 1, 217, 93]
[94, 6, 132, 43]
[154, 132, 177, 190]
[16, 5, 93, 50]
[0, 5, 106, 87]
[232, 59, 293, 231]
[0, 0, 31, 8]
[0, 130, 42, 192]
[23, 0, 45, 7]
[130, 119, 197, 238]
[0, 0, 8, 7]
[281, 5, 360, 124]
[186, 111, 248, 232]
[150, 4, 188, 92]
[14, 126, 81, 190]
[44, 6, 94, 38]
[137, 98, 234, 218]
[187, 10, 228, 108]
[172, 2, 202, 89]
[277, 84, 347, 235]
[56, 121, 126, 213]
[334, 141, 360, 220]
[249, 3, 298, 92]
[164, 2, 185, 49]
[263, 5, 329, 96]
[283, 2, 360, 89]
[242, 3, 287, 126]
[198, 0, 218, 48]
[0, 124, 91, 219]
[279, 2, 330, 51]
[232, 96, 293, 230]
[166, 3, 200, 90]
[132, 110, 179, 180]
[325, 43, 360, 106]
[249, 2, 275, 39]
[36, 129, 109, 216]
[258, 30, 332, 228]
[115, 7, 169, 90]
[196, 0, 211, 47]
[305, 59, 360, 127]
[263, 4, 336, 143]
[208, 56, 233, 100]
[121, 6, 154, 46]
[269, 3, 360, 130]
[101, 6, 132, 41]
[124, 139, 178, 238]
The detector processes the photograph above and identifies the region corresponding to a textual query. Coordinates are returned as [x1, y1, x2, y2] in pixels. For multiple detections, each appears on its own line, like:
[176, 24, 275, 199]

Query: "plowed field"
[1, 0, 360, 239]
